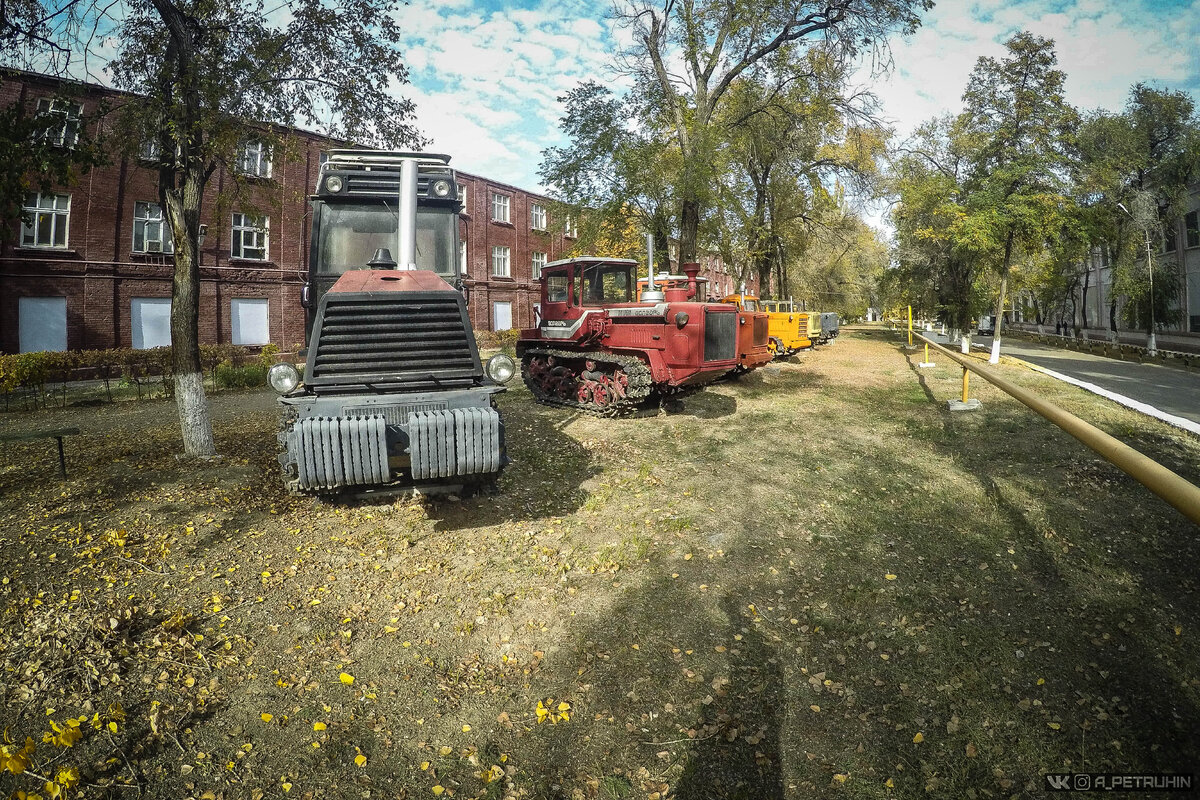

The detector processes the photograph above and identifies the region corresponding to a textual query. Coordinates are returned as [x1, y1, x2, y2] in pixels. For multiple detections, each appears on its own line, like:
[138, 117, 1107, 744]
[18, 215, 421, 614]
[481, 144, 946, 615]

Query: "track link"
[521, 348, 653, 416]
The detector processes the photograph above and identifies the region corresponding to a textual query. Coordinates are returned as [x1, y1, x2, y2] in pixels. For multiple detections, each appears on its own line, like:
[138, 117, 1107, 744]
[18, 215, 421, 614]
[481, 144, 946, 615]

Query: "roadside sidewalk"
[927, 332, 1200, 434]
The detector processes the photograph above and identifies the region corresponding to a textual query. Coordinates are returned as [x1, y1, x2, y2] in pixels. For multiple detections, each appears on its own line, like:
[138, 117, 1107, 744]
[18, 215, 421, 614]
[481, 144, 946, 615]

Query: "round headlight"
[789, 315, 794, 322]
[674, 311, 689, 328]
[485, 353, 516, 384]
[432, 179, 452, 197]
[324, 175, 344, 193]
[267, 362, 301, 394]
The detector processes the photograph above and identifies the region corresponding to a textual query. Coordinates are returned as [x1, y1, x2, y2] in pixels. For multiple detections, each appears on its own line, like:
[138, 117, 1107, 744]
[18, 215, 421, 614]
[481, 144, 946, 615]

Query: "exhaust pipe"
[396, 158, 418, 270]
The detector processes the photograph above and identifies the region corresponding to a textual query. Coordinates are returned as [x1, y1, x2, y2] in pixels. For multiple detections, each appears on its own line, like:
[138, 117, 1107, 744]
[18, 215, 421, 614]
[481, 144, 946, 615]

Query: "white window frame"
[491, 192, 510, 223]
[231, 213, 269, 260]
[238, 141, 272, 178]
[491, 245, 510, 277]
[139, 138, 161, 161]
[457, 184, 467, 210]
[35, 98, 82, 147]
[459, 241, 467, 274]
[133, 201, 174, 254]
[20, 193, 70, 248]
[531, 203, 546, 231]
[564, 214, 578, 238]
[230, 298, 271, 345]
[531, 251, 546, 280]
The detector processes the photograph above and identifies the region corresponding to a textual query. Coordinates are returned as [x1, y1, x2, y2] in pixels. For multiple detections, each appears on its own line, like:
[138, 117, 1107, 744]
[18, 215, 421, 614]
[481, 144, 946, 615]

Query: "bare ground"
[1, 327, 1197, 800]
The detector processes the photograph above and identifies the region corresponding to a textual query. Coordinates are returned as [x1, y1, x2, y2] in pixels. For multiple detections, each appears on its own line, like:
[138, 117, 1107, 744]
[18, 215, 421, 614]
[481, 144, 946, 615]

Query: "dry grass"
[0, 327, 1197, 799]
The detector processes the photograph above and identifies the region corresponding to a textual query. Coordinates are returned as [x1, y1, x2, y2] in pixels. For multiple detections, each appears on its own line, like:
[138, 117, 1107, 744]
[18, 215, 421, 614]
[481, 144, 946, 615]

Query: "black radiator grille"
[704, 310, 736, 362]
[753, 316, 769, 347]
[309, 296, 478, 384]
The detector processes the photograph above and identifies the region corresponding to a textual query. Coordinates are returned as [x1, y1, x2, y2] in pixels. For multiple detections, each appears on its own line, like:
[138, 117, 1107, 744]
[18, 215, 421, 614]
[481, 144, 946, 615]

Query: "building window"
[231, 298, 270, 345]
[35, 98, 82, 147]
[238, 141, 272, 178]
[20, 193, 70, 248]
[457, 184, 468, 211]
[1163, 222, 1177, 254]
[133, 201, 174, 254]
[459, 241, 467, 274]
[491, 192, 510, 223]
[139, 138, 160, 161]
[531, 203, 546, 231]
[564, 214, 578, 238]
[532, 251, 546, 280]
[1186, 211, 1199, 249]
[491, 245, 510, 277]
[232, 213, 269, 260]
[18, 297, 67, 353]
[131, 297, 172, 349]
[492, 301, 513, 331]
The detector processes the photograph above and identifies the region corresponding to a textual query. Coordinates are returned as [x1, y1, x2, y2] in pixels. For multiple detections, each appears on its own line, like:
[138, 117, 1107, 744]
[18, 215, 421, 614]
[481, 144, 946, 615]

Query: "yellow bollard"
[907, 305, 913, 347]
[961, 366, 970, 404]
[924, 342, 930, 364]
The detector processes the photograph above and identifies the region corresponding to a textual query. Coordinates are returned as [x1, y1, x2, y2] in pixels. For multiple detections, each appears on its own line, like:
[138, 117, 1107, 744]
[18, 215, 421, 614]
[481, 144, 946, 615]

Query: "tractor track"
[521, 348, 654, 417]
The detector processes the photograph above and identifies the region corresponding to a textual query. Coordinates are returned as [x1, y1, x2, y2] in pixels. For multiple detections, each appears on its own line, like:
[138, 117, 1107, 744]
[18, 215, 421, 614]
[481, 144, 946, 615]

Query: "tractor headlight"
[324, 175, 344, 193]
[485, 353, 516, 384]
[431, 179, 452, 197]
[267, 362, 301, 394]
[675, 311, 689, 328]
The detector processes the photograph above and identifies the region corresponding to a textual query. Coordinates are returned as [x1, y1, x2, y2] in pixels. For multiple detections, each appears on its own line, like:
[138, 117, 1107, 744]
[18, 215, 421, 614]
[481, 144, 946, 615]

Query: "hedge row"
[0, 344, 280, 409]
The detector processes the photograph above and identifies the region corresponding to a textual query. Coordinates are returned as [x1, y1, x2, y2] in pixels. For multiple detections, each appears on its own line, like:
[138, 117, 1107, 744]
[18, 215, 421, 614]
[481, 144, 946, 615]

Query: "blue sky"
[393, 0, 1200, 202]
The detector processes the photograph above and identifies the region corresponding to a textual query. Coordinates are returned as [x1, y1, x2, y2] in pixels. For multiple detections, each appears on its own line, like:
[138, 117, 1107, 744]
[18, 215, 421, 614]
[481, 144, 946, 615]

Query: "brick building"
[2, 70, 750, 354]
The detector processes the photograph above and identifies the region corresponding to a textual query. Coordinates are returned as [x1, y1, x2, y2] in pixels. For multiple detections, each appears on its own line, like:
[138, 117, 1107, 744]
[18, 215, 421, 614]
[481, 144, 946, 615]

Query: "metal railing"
[911, 330, 1200, 526]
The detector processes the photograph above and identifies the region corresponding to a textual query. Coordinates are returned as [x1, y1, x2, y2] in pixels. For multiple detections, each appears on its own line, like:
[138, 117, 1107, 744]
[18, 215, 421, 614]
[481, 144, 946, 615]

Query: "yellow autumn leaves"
[535, 699, 571, 724]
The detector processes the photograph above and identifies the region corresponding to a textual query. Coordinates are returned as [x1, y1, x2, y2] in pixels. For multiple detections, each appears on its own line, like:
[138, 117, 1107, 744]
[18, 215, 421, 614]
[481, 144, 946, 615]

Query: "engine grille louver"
[753, 317, 769, 347]
[409, 408, 502, 480]
[704, 310, 736, 362]
[291, 415, 390, 491]
[308, 295, 479, 387]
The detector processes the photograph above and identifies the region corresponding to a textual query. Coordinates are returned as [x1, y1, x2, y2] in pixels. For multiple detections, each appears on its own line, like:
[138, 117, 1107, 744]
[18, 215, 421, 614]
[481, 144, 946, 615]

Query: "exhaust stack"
[396, 158, 418, 270]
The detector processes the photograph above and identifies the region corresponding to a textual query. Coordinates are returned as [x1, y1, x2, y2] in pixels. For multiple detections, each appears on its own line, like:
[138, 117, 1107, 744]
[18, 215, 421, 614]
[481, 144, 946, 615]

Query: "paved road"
[924, 332, 1200, 431]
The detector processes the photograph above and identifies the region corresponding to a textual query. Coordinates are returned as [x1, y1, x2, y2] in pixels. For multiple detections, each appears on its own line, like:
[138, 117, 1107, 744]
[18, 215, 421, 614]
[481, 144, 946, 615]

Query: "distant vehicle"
[977, 315, 996, 336]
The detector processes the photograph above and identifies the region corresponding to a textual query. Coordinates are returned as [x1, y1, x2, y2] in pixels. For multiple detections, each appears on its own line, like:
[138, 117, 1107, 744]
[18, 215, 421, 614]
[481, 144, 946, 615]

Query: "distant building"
[1, 69, 749, 354]
[1015, 187, 1200, 347]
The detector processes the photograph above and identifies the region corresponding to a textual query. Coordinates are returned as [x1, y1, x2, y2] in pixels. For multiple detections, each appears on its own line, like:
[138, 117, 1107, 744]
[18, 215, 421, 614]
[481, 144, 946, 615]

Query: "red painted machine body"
[718, 295, 774, 373]
[516, 258, 739, 412]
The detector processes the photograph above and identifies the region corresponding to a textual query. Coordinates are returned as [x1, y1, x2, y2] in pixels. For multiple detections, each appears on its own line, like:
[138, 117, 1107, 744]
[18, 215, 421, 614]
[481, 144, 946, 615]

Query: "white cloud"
[388, 0, 1200, 199]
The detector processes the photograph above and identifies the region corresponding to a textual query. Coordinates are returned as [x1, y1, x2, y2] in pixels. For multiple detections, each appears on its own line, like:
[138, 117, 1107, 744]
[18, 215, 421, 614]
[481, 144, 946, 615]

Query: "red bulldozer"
[516, 257, 739, 414]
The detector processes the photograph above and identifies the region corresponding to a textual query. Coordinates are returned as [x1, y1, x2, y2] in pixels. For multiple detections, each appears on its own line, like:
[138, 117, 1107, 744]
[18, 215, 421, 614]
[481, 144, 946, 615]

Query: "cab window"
[581, 266, 633, 305]
[546, 273, 571, 304]
[741, 299, 759, 312]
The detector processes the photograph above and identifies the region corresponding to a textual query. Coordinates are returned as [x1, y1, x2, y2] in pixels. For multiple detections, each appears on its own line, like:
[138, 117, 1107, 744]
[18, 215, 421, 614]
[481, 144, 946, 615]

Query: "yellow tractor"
[759, 298, 813, 354]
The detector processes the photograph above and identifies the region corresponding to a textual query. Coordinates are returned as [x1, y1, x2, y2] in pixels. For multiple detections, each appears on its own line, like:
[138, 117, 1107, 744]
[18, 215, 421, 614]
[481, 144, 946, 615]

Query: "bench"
[0, 427, 81, 478]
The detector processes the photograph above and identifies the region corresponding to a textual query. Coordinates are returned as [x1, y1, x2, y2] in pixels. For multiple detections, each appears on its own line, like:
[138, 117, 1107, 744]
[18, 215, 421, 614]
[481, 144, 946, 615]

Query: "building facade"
[2, 70, 750, 355]
[1018, 185, 1200, 347]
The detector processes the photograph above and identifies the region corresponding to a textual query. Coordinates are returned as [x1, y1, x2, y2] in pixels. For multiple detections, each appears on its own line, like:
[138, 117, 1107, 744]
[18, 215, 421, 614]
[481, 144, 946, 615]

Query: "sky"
[393, 0, 1200, 204]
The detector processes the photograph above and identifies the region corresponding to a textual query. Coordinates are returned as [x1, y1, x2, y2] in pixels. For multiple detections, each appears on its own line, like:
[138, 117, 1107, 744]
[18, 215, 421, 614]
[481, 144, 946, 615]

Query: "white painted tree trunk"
[175, 370, 215, 457]
[989, 338, 1001, 364]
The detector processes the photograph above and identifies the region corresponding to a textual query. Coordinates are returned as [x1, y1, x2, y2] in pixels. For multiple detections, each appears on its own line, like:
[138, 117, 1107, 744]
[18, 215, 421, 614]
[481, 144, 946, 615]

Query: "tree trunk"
[165, 166, 216, 457]
[679, 198, 699, 264]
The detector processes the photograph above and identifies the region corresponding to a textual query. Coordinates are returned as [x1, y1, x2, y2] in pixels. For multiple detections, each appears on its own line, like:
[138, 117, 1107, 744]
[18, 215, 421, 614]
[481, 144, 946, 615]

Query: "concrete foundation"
[948, 399, 981, 412]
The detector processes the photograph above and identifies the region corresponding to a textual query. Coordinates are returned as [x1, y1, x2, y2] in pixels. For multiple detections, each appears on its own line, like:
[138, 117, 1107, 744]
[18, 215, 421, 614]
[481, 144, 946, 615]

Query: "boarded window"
[231, 298, 270, 345]
[18, 297, 67, 353]
[131, 297, 172, 349]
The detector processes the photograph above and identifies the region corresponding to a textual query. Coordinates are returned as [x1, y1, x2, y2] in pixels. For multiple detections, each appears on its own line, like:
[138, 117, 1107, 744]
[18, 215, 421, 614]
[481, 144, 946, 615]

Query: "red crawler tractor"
[717, 294, 774, 375]
[516, 258, 739, 413]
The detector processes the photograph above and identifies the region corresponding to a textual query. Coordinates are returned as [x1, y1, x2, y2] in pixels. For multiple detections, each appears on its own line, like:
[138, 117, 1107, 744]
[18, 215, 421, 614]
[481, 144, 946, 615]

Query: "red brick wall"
[2, 72, 750, 349]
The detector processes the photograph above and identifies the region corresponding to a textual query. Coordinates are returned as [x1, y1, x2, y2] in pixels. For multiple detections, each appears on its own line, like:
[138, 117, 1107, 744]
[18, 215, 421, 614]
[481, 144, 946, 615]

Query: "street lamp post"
[1117, 203, 1157, 355]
